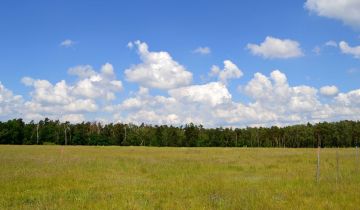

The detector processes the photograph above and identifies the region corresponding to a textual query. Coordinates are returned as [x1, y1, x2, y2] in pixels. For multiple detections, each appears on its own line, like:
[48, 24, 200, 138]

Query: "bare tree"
[64, 124, 70, 145]
[124, 125, 127, 144]
[36, 124, 39, 145]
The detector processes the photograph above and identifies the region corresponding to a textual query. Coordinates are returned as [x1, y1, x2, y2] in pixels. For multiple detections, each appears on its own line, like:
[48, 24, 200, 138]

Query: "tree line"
[0, 118, 359, 147]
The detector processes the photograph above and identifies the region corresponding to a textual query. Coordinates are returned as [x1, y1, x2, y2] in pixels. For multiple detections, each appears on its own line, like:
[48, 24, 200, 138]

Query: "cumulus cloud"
[24, 63, 122, 104]
[107, 69, 360, 127]
[68, 64, 122, 101]
[335, 89, 360, 106]
[22, 81, 97, 119]
[60, 39, 76, 48]
[23, 79, 72, 105]
[106, 71, 306, 126]
[305, 0, 360, 28]
[247, 36, 303, 59]
[2, 40, 360, 126]
[320, 85, 339, 96]
[125, 40, 193, 89]
[106, 87, 182, 125]
[168, 82, 231, 107]
[105, 81, 234, 126]
[20, 63, 122, 122]
[193, 47, 211, 55]
[244, 70, 320, 114]
[216, 71, 360, 126]
[21, 77, 34, 86]
[3, 66, 360, 126]
[339, 41, 360, 58]
[68, 65, 97, 78]
[0, 82, 23, 118]
[210, 60, 243, 84]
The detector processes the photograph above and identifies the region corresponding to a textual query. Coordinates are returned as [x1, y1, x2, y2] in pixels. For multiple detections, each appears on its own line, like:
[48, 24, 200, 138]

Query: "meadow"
[0, 146, 359, 209]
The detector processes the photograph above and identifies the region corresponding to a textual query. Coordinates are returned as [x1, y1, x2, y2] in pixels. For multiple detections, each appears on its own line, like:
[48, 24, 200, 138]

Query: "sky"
[1, 0, 360, 127]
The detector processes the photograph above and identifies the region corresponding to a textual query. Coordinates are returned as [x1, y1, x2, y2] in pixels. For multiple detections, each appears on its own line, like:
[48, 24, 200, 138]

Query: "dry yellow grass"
[0, 145, 359, 209]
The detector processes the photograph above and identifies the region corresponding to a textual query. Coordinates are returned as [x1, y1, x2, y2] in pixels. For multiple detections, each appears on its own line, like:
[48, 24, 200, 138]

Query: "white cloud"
[107, 70, 331, 127]
[22, 79, 71, 105]
[339, 41, 360, 58]
[290, 86, 320, 113]
[106, 83, 234, 126]
[3, 40, 360, 127]
[124, 110, 181, 125]
[24, 64, 122, 104]
[0, 82, 23, 118]
[21, 77, 34, 86]
[64, 99, 98, 112]
[71, 63, 122, 100]
[193, 47, 211, 55]
[60, 39, 76, 48]
[320, 85, 339, 96]
[107, 87, 182, 125]
[4, 63, 360, 127]
[305, 0, 360, 28]
[325, 40, 338, 47]
[68, 65, 96, 78]
[60, 114, 85, 123]
[20, 63, 122, 122]
[127, 42, 134, 49]
[101, 62, 115, 75]
[106, 72, 286, 126]
[244, 70, 320, 114]
[125, 40, 193, 89]
[247, 36, 303, 59]
[168, 82, 231, 107]
[210, 60, 243, 84]
[335, 89, 360, 106]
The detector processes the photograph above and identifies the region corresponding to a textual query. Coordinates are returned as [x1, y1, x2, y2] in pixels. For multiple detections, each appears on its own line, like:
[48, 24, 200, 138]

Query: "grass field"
[0, 146, 359, 209]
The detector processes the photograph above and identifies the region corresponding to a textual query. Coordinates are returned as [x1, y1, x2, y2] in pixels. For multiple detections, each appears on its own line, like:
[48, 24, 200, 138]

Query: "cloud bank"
[1, 41, 360, 127]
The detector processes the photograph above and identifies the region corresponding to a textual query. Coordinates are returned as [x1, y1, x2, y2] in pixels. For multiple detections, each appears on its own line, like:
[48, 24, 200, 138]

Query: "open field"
[0, 146, 360, 209]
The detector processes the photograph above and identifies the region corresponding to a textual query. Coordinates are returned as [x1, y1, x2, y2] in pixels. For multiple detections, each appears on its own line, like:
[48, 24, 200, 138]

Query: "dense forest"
[0, 118, 360, 147]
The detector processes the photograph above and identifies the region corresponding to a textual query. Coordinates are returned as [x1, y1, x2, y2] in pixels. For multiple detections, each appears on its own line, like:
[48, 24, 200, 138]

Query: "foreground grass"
[0, 146, 359, 209]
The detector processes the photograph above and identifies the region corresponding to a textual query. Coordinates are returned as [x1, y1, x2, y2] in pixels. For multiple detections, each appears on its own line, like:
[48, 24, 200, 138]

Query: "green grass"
[0, 146, 359, 209]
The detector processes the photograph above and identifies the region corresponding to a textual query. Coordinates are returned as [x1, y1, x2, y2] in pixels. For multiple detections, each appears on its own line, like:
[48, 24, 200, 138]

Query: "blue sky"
[1, 0, 360, 127]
